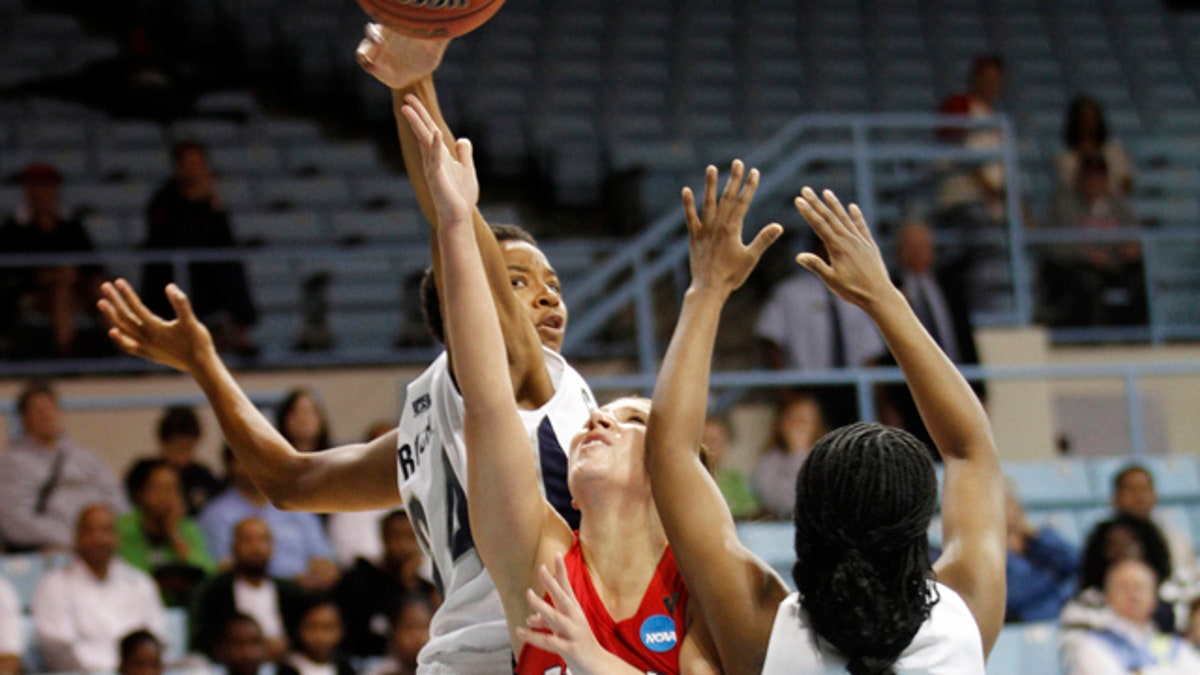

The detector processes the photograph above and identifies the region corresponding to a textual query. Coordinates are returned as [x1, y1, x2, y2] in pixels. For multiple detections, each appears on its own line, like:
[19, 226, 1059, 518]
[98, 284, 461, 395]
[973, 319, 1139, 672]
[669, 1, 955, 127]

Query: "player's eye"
[510, 276, 527, 288]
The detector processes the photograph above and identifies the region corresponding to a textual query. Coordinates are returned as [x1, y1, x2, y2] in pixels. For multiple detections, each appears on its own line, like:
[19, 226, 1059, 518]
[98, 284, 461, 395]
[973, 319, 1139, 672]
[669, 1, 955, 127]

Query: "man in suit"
[883, 222, 984, 451]
[189, 517, 307, 661]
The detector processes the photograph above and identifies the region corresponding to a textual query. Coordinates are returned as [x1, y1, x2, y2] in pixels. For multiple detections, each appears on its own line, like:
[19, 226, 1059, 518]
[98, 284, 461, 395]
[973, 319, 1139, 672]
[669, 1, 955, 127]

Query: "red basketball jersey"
[514, 536, 689, 675]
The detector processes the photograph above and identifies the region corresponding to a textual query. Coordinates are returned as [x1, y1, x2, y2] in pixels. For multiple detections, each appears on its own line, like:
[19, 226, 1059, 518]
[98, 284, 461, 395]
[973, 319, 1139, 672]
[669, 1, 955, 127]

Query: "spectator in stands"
[335, 509, 436, 658]
[881, 221, 983, 452]
[190, 517, 308, 661]
[1057, 94, 1134, 197]
[142, 141, 258, 356]
[0, 379, 127, 551]
[279, 597, 355, 675]
[756, 239, 885, 427]
[32, 504, 166, 672]
[1004, 482, 1080, 622]
[1042, 153, 1145, 326]
[935, 54, 1012, 314]
[1061, 559, 1200, 674]
[276, 389, 332, 455]
[700, 415, 758, 519]
[214, 614, 277, 675]
[362, 594, 434, 675]
[751, 392, 828, 519]
[0, 576, 20, 675]
[0, 162, 109, 359]
[326, 421, 396, 567]
[198, 447, 338, 590]
[129, 405, 222, 517]
[1109, 464, 1198, 586]
[1064, 513, 1175, 633]
[117, 458, 216, 607]
[117, 630, 164, 675]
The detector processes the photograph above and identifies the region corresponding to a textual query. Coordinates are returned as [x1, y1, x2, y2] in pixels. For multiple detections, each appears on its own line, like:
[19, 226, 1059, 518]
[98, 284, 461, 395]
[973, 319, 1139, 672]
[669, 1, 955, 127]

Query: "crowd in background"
[0, 380, 438, 675]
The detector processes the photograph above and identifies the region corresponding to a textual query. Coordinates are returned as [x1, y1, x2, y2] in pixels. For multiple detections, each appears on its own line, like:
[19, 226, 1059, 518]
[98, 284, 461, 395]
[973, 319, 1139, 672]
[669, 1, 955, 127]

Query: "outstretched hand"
[682, 160, 782, 296]
[97, 280, 216, 375]
[400, 93, 478, 225]
[355, 22, 449, 90]
[793, 187, 894, 310]
[516, 556, 622, 675]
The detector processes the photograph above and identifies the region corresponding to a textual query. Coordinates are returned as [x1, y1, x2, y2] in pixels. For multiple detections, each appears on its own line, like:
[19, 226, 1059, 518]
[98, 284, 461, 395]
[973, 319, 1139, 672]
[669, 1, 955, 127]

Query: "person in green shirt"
[118, 458, 215, 607]
[702, 414, 761, 519]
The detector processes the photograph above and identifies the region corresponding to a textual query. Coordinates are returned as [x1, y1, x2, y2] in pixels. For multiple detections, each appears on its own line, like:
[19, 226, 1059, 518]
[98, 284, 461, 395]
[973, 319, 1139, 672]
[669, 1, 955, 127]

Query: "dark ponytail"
[792, 422, 939, 674]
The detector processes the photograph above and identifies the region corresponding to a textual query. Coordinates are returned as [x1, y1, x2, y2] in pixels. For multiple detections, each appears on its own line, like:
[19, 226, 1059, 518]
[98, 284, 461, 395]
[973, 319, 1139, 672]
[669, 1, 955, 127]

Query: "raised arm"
[645, 161, 786, 674]
[400, 95, 570, 649]
[793, 187, 1005, 654]
[97, 281, 400, 513]
[357, 26, 550, 407]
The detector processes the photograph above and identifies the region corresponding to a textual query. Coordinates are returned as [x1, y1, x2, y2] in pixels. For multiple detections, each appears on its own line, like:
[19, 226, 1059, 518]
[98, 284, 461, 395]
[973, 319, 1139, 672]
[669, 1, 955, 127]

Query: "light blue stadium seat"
[1026, 509, 1084, 549]
[328, 208, 422, 243]
[1006, 460, 1096, 509]
[985, 625, 1023, 675]
[208, 145, 283, 177]
[63, 181, 154, 215]
[736, 521, 796, 590]
[163, 607, 188, 662]
[0, 553, 43, 611]
[1087, 455, 1200, 503]
[349, 175, 414, 208]
[170, 119, 243, 146]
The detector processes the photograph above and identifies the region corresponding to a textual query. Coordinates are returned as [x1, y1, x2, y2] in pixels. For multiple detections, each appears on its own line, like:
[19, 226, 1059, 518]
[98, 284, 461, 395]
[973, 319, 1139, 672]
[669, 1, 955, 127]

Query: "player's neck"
[577, 495, 666, 603]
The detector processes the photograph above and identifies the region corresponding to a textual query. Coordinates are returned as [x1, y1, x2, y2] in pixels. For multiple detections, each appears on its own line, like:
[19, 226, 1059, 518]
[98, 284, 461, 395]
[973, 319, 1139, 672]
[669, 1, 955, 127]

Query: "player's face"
[568, 397, 650, 490]
[500, 241, 567, 352]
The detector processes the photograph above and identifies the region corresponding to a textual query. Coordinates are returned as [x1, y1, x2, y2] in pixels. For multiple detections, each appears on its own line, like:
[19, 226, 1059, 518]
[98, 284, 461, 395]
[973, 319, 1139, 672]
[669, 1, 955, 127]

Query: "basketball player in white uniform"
[97, 24, 596, 675]
[628, 186, 1005, 674]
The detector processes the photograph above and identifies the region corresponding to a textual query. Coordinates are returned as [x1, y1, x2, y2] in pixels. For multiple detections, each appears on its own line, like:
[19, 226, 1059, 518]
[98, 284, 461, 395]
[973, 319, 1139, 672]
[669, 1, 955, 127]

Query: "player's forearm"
[863, 289, 995, 462]
[393, 82, 444, 229]
[189, 352, 307, 503]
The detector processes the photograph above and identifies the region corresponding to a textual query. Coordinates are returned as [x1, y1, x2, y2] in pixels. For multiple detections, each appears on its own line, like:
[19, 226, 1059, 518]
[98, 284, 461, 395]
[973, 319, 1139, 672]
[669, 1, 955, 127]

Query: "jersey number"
[406, 450, 474, 597]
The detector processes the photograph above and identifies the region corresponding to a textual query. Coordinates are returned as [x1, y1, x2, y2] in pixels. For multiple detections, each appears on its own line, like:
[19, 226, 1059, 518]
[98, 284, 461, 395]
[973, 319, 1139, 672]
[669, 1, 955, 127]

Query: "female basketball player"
[634, 187, 1006, 674]
[403, 90, 780, 673]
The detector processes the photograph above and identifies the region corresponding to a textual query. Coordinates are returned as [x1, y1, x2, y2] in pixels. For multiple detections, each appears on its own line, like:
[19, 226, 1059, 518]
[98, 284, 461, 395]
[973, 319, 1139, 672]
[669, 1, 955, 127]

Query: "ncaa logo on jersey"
[639, 614, 677, 653]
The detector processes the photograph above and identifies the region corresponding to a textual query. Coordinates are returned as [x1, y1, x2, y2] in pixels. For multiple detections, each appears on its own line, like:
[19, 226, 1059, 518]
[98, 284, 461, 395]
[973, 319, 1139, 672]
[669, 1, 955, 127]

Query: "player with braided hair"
[641, 187, 1005, 674]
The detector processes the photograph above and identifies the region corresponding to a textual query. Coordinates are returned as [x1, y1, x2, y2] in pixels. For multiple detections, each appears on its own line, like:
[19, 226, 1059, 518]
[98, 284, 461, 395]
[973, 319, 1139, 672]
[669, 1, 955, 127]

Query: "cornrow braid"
[791, 422, 939, 675]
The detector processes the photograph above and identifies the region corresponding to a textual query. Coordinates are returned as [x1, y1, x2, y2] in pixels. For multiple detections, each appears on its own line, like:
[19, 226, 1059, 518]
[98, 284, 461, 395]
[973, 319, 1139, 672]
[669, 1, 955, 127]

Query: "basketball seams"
[359, 0, 502, 27]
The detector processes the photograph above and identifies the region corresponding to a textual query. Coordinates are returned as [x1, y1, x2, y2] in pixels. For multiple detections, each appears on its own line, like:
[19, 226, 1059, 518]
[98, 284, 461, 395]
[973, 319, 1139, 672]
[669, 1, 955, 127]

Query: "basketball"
[356, 0, 505, 40]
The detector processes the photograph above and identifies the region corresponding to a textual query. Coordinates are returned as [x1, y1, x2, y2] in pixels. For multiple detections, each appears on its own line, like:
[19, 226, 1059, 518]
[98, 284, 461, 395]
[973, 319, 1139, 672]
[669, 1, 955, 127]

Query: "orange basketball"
[356, 0, 505, 40]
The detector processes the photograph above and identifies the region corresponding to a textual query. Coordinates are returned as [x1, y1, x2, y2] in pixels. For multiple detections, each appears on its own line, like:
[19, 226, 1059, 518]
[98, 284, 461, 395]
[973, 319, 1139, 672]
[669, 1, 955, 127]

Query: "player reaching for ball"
[356, 25, 602, 673]
[405, 72, 781, 671]
[641, 188, 1006, 674]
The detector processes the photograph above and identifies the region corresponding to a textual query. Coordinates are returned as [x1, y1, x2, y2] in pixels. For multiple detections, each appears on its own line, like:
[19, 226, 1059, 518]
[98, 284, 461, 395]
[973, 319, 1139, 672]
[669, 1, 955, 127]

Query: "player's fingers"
[525, 587, 570, 634]
[105, 280, 144, 327]
[806, 188, 846, 237]
[97, 298, 141, 338]
[795, 191, 836, 243]
[538, 563, 579, 617]
[165, 284, 197, 324]
[822, 190, 856, 234]
[747, 223, 784, 262]
[718, 160, 744, 218]
[732, 166, 761, 221]
[525, 614, 549, 631]
[796, 252, 835, 283]
[848, 203, 874, 240]
[455, 138, 475, 174]
[681, 187, 702, 237]
[106, 327, 144, 356]
[702, 165, 719, 223]
[515, 626, 568, 656]
[406, 93, 441, 139]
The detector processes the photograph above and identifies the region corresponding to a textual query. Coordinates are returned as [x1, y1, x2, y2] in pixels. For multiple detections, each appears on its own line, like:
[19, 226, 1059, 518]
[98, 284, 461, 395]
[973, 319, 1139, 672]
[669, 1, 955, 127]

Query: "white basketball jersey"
[395, 348, 595, 673]
[761, 582, 985, 674]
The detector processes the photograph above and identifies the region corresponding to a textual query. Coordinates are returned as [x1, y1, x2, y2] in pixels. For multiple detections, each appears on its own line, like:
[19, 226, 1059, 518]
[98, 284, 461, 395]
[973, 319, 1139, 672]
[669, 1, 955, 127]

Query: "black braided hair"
[791, 422, 939, 675]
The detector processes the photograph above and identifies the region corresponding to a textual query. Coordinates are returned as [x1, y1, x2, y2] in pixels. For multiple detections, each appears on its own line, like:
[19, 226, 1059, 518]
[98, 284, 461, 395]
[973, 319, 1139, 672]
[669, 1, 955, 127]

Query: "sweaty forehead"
[501, 241, 555, 274]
